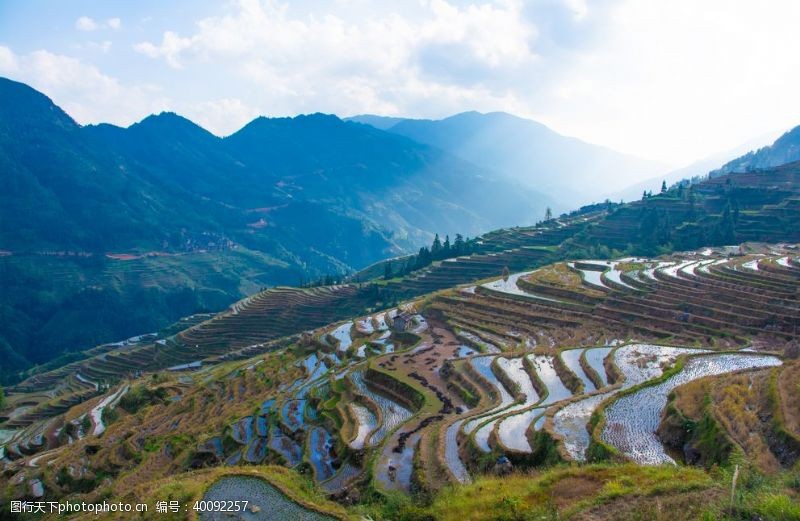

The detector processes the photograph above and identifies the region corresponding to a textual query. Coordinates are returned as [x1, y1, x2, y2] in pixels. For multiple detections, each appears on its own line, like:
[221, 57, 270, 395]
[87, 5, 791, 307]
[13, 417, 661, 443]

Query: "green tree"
[453, 234, 465, 255]
[545, 207, 553, 221]
[719, 203, 736, 243]
[431, 233, 443, 258]
[661, 180, 668, 193]
[383, 262, 393, 280]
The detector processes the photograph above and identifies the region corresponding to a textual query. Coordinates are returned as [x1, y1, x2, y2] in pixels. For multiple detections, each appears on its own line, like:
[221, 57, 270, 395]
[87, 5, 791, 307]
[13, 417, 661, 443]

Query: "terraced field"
[3, 243, 797, 521]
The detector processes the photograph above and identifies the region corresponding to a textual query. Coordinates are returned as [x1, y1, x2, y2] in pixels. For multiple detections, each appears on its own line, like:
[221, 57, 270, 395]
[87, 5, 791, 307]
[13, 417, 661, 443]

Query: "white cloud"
[126, 0, 800, 164]
[536, 0, 800, 163]
[7, 1, 799, 165]
[134, 31, 194, 68]
[185, 98, 259, 136]
[0, 45, 19, 73]
[0, 46, 169, 127]
[130, 0, 540, 118]
[75, 16, 98, 31]
[75, 16, 122, 32]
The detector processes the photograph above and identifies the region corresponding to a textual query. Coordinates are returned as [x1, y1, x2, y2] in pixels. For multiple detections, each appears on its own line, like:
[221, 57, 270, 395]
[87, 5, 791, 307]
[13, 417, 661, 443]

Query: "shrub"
[118, 384, 167, 413]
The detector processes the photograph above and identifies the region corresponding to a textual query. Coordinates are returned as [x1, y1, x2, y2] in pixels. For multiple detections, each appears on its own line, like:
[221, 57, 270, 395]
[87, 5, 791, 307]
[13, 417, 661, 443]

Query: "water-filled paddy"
[602, 353, 781, 464]
[377, 432, 420, 492]
[308, 427, 336, 481]
[331, 322, 353, 353]
[444, 419, 471, 483]
[552, 392, 612, 461]
[482, 271, 558, 302]
[497, 357, 539, 404]
[497, 408, 543, 452]
[281, 400, 306, 431]
[550, 344, 708, 461]
[526, 355, 572, 405]
[561, 349, 595, 393]
[604, 268, 636, 289]
[463, 356, 514, 434]
[200, 476, 333, 520]
[268, 427, 302, 466]
[320, 462, 361, 493]
[348, 371, 412, 445]
[348, 402, 377, 450]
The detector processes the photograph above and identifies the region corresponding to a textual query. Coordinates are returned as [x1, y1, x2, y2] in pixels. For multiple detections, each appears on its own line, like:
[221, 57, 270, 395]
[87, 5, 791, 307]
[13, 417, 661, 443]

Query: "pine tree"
[431, 234, 443, 258]
[661, 180, 667, 193]
[443, 235, 451, 256]
[404, 256, 415, 274]
[384, 262, 393, 280]
[453, 234, 465, 255]
[545, 207, 553, 221]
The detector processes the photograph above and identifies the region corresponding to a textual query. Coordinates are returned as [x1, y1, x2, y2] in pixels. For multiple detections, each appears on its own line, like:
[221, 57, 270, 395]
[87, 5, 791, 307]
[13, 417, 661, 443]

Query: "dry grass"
[777, 360, 800, 436]
[29, 351, 303, 505]
[426, 464, 717, 521]
[525, 263, 605, 297]
[672, 369, 781, 473]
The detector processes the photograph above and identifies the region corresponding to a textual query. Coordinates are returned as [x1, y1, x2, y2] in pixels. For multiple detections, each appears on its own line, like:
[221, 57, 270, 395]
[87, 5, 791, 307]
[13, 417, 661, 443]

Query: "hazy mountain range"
[348, 111, 668, 208]
[0, 77, 553, 273]
[2, 75, 799, 379]
[712, 124, 800, 176]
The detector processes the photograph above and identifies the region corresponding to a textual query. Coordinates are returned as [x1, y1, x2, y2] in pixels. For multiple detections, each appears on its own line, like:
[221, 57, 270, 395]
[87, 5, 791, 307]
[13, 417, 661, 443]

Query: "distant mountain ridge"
[713, 125, 800, 176]
[0, 77, 553, 377]
[0, 78, 552, 265]
[349, 111, 669, 208]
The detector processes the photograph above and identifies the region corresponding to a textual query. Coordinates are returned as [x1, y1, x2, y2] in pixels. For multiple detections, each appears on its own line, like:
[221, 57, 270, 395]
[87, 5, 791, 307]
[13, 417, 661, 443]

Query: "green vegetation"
[117, 384, 167, 414]
[0, 78, 548, 379]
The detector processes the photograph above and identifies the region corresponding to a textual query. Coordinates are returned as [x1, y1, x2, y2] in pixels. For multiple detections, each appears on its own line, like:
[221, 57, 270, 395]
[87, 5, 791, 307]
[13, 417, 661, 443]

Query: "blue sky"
[2, 0, 800, 165]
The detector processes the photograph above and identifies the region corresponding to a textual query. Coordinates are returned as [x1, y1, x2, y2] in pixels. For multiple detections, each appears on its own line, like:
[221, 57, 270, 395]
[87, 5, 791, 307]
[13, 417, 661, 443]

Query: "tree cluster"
[384, 233, 477, 279]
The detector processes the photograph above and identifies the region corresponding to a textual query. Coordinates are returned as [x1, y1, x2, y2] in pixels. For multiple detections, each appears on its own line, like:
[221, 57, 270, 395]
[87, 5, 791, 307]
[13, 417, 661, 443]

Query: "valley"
[2, 236, 798, 518]
[2, 83, 800, 521]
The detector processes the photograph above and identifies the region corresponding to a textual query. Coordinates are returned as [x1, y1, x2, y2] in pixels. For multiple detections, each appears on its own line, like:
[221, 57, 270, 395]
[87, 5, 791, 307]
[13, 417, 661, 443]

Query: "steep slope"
[713, 125, 800, 175]
[372, 111, 668, 207]
[0, 80, 213, 252]
[225, 114, 551, 242]
[0, 78, 550, 378]
[564, 161, 800, 256]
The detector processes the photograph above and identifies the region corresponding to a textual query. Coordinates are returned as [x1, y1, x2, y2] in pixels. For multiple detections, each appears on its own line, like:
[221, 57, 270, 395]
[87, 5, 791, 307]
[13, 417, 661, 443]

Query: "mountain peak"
[129, 111, 217, 141]
[0, 76, 78, 131]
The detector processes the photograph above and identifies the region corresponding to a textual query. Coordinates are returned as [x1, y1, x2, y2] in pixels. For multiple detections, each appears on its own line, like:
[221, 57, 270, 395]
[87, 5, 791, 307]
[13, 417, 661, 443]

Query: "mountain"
[2, 159, 799, 519]
[0, 77, 551, 378]
[345, 114, 408, 130]
[564, 161, 800, 256]
[713, 124, 800, 175]
[354, 111, 669, 208]
[611, 130, 783, 203]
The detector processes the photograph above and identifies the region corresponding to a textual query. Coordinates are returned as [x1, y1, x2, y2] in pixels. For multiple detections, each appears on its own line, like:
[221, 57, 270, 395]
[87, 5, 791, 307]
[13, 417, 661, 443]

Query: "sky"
[1, 0, 800, 166]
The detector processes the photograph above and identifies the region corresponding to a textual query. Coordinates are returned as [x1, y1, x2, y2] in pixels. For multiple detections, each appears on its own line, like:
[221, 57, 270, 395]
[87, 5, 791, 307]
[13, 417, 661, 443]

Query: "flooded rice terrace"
[200, 476, 333, 521]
